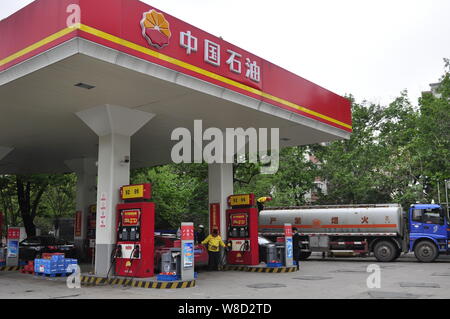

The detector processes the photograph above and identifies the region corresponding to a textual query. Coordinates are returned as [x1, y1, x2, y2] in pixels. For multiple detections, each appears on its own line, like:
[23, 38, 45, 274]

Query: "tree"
[311, 98, 391, 204]
[312, 60, 449, 208]
[0, 175, 19, 234]
[15, 175, 50, 237]
[40, 174, 76, 220]
[235, 146, 317, 206]
[132, 165, 208, 229]
[412, 60, 450, 202]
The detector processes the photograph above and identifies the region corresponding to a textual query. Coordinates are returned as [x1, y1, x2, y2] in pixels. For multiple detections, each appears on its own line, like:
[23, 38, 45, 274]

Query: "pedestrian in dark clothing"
[195, 225, 206, 244]
[292, 227, 301, 270]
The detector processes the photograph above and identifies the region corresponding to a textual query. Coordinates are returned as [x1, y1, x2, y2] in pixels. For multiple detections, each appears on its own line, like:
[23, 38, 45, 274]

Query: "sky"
[1, 0, 449, 107]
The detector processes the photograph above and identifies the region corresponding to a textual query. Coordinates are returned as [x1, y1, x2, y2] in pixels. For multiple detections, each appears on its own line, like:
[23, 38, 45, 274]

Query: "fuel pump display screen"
[119, 210, 141, 242]
[121, 210, 140, 226]
[230, 213, 248, 227]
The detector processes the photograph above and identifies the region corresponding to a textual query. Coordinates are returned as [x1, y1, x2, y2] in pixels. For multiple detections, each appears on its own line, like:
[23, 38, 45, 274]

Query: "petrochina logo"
[141, 9, 171, 49]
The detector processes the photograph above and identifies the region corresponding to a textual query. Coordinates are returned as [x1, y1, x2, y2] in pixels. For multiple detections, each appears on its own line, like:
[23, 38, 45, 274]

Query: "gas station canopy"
[0, 0, 351, 174]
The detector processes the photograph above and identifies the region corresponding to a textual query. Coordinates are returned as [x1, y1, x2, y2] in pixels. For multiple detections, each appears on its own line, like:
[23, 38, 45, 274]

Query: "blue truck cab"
[409, 203, 450, 262]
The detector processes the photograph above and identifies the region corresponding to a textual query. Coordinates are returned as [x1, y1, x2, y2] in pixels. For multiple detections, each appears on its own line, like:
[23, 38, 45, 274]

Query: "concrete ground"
[1, 253, 449, 299]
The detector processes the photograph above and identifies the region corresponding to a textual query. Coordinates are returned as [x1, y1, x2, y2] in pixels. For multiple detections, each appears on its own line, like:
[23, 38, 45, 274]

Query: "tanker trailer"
[259, 204, 409, 262]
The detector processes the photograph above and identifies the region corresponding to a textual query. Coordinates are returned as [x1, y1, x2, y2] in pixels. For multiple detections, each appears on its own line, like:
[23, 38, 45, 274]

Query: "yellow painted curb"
[80, 275, 196, 289]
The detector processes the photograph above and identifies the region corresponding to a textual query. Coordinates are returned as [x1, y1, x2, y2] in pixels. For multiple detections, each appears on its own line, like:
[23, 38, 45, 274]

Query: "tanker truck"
[259, 203, 449, 262]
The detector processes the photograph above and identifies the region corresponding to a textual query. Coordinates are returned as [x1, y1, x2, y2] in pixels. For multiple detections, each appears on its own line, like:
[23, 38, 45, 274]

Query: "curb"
[80, 275, 196, 289]
[223, 265, 298, 273]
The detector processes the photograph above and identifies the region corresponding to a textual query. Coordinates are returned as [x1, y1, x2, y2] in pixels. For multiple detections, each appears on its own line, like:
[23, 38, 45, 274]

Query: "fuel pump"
[115, 183, 155, 278]
[6, 227, 21, 267]
[226, 194, 259, 265]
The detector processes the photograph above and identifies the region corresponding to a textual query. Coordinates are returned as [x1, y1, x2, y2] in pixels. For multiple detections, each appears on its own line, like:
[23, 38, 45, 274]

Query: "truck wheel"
[298, 252, 311, 260]
[414, 241, 438, 263]
[374, 241, 398, 262]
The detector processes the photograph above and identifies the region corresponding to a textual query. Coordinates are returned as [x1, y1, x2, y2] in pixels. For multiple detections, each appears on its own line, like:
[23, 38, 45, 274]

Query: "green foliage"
[0, 174, 76, 236]
[131, 164, 208, 229]
[235, 146, 317, 206]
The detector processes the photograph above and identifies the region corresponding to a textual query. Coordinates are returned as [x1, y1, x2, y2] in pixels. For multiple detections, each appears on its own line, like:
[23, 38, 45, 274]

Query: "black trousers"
[208, 251, 221, 270]
[294, 250, 300, 269]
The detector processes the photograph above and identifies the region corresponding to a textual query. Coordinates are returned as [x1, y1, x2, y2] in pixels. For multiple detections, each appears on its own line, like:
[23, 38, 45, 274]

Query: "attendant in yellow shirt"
[201, 228, 226, 271]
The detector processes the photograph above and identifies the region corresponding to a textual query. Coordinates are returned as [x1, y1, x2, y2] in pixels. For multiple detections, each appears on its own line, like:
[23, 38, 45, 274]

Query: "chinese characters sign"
[74, 210, 82, 237]
[284, 224, 293, 237]
[7, 227, 20, 240]
[228, 194, 255, 207]
[209, 203, 220, 235]
[120, 183, 151, 200]
[99, 192, 107, 228]
[137, 8, 264, 92]
[177, 30, 261, 86]
[181, 224, 194, 241]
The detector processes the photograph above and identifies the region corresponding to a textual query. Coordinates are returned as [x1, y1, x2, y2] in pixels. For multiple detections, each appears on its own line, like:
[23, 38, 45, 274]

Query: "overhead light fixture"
[280, 137, 290, 141]
[74, 82, 95, 90]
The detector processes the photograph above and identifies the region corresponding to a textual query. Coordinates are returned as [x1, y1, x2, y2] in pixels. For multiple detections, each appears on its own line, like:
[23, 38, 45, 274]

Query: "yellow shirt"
[201, 234, 226, 252]
[257, 196, 271, 203]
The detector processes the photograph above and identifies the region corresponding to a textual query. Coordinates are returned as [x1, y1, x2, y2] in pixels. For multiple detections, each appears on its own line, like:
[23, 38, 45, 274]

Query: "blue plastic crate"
[64, 258, 78, 266]
[64, 259, 78, 273]
[34, 258, 60, 274]
[51, 255, 64, 262]
[157, 274, 178, 281]
[266, 262, 283, 268]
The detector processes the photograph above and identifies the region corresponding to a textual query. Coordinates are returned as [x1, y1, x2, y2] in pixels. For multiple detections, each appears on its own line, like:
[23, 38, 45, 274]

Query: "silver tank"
[259, 204, 403, 235]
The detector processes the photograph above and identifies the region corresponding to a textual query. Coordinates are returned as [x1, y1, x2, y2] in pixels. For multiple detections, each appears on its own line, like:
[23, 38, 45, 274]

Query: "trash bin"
[160, 248, 182, 274]
[266, 244, 279, 264]
[161, 252, 176, 273]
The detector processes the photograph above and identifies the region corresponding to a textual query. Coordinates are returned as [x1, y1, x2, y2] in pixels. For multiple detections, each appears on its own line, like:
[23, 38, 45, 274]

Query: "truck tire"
[414, 241, 438, 263]
[373, 240, 398, 262]
[298, 252, 311, 260]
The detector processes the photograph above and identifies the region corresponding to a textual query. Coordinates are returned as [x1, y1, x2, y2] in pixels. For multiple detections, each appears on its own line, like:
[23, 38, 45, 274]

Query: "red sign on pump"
[181, 224, 194, 241]
[284, 225, 293, 237]
[7, 227, 20, 240]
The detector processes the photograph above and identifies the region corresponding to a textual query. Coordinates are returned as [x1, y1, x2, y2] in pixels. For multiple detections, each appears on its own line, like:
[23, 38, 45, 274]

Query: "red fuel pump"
[226, 194, 259, 265]
[115, 183, 155, 278]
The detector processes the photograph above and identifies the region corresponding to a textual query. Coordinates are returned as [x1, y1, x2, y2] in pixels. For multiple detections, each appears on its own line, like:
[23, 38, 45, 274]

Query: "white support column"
[208, 163, 233, 240]
[76, 105, 154, 277]
[64, 158, 97, 259]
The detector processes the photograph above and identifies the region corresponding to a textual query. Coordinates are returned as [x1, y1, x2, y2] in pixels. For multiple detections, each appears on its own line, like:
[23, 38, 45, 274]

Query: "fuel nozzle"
[133, 245, 140, 259]
[116, 245, 122, 258]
